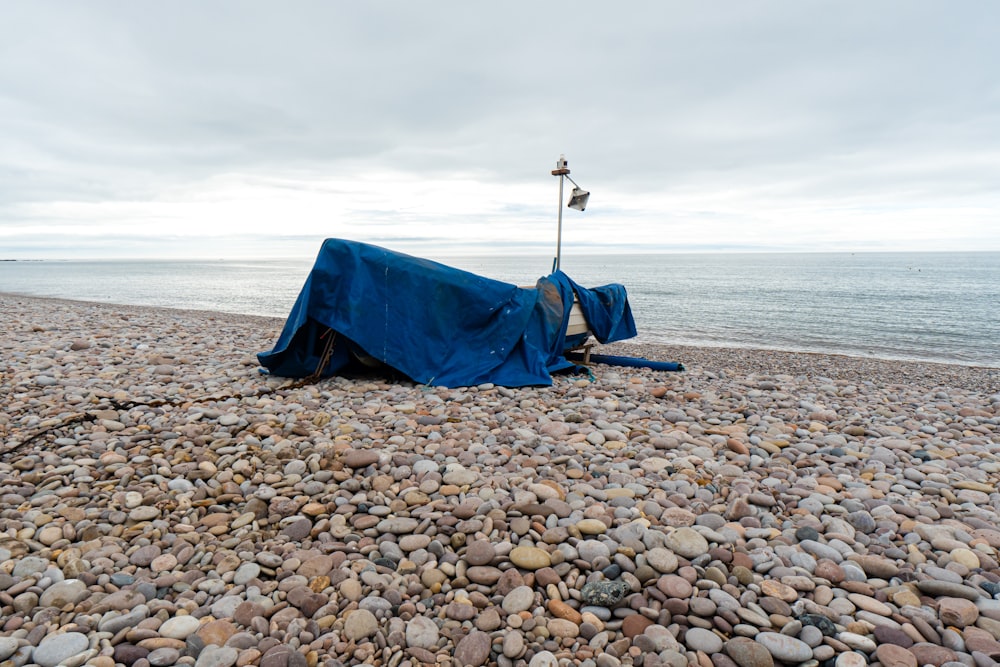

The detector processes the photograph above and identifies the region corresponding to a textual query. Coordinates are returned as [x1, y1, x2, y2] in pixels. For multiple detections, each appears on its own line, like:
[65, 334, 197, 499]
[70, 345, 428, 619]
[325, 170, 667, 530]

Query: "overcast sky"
[1, 2, 998, 259]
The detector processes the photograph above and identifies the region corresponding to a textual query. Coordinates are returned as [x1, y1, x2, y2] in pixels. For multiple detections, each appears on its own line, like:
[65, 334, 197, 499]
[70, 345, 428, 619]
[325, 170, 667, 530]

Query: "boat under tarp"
[258, 238, 637, 387]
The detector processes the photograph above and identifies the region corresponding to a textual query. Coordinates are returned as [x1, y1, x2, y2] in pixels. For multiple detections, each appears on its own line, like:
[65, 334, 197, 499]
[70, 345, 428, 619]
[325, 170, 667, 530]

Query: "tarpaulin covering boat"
[258, 238, 636, 387]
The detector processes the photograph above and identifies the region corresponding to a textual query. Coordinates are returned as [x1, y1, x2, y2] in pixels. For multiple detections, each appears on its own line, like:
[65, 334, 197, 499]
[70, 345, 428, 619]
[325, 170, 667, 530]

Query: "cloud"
[1, 1, 998, 257]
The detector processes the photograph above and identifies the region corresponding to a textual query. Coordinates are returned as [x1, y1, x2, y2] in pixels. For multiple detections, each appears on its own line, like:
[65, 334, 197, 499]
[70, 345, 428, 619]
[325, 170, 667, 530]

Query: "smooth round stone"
[341, 449, 379, 468]
[475, 608, 502, 632]
[376, 517, 418, 534]
[664, 527, 709, 559]
[873, 626, 914, 648]
[446, 602, 477, 621]
[114, 644, 149, 666]
[577, 519, 607, 535]
[129, 506, 160, 522]
[852, 554, 898, 579]
[578, 540, 611, 562]
[502, 631, 525, 659]
[33, 632, 89, 667]
[528, 651, 559, 667]
[725, 636, 775, 667]
[453, 630, 491, 667]
[218, 413, 240, 426]
[838, 632, 877, 652]
[333, 577, 360, 601]
[788, 551, 817, 572]
[399, 534, 432, 552]
[835, 652, 867, 667]
[755, 632, 812, 663]
[846, 511, 876, 534]
[413, 460, 437, 475]
[98, 606, 150, 634]
[509, 546, 551, 570]
[548, 599, 583, 624]
[502, 586, 536, 614]
[685, 627, 723, 654]
[795, 526, 820, 543]
[466, 566, 503, 585]
[38, 579, 87, 608]
[148, 648, 182, 667]
[194, 645, 238, 667]
[951, 548, 981, 569]
[442, 465, 477, 486]
[814, 560, 845, 583]
[167, 478, 194, 493]
[37, 524, 63, 546]
[646, 548, 679, 574]
[799, 540, 842, 563]
[210, 596, 243, 619]
[405, 616, 439, 650]
[548, 618, 580, 638]
[160, 615, 202, 639]
[233, 563, 260, 585]
[465, 541, 496, 566]
[688, 596, 717, 617]
[581, 605, 613, 621]
[847, 592, 892, 616]
[799, 625, 824, 648]
[924, 565, 964, 584]
[150, 553, 178, 572]
[129, 545, 161, 567]
[915, 580, 982, 600]
[875, 644, 918, 667]
[0, 638, 23, 662]
[344, 609, 378, 641]
[657, 574, 693, 598]
[110, 573, 135, 587]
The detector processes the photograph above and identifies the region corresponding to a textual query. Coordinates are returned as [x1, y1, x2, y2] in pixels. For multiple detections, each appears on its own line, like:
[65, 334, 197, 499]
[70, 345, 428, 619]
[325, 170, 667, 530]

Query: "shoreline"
[3, 292, 1000, 667]
[4, 291, 998, 393]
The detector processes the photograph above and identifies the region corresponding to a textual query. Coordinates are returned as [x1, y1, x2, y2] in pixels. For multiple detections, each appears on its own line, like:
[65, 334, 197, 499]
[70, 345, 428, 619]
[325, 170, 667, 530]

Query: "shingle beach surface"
[2, 293, 1000, 667]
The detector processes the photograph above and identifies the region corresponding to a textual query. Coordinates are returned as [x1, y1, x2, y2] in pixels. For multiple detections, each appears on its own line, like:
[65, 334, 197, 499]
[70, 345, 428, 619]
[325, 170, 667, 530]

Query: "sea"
[2, 251, 998, 368]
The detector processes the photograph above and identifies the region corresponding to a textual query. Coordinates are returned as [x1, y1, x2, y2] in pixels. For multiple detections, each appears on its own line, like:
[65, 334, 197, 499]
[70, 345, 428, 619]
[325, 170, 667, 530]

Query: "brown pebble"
[875, 644, 918, 667]
[465, 540, 496, 566]
[340, 449, 380, 468]
[548, 599, 583, 625]
[621, 614, 654, 638]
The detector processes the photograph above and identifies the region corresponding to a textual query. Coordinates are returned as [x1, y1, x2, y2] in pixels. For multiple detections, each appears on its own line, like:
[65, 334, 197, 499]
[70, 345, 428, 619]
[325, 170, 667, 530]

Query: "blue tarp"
[258, 239, 637, 387]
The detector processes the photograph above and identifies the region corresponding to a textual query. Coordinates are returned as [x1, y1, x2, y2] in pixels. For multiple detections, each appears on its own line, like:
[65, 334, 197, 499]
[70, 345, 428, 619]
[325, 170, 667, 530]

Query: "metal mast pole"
[552, 155, 570, 272]
[555, 173, 564, 271]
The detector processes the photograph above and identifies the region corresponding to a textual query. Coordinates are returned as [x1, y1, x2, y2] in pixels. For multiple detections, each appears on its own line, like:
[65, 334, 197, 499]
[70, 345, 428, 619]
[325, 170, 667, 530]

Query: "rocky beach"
[2, 292, 1000, 667]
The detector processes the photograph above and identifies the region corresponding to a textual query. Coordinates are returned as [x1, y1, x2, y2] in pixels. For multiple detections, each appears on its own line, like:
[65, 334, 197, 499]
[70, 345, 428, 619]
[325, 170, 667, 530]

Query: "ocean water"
[2, 252, 997, 367]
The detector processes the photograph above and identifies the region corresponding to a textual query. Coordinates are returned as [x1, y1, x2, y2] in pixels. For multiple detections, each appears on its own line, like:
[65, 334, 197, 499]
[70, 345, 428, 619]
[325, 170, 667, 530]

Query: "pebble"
[194, 646, 238, 667]
[502, 585, 536, 613]
[454, 630, 491, 667]
[343, 609, 378, 641]
[509, 545, 551, 569]
[33, 632, 89, 667]
[405, 615, 439, 649]
[685, 627, 724, 654]
[725, 636, 775, 667]
[0, 639, 23, 662]
[663, 526, 709, 559]
[2, 294, 999, 667]
[160, 615, 201, 639]
[756, 632, 813, 663]
[38, 579, 88, 608]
